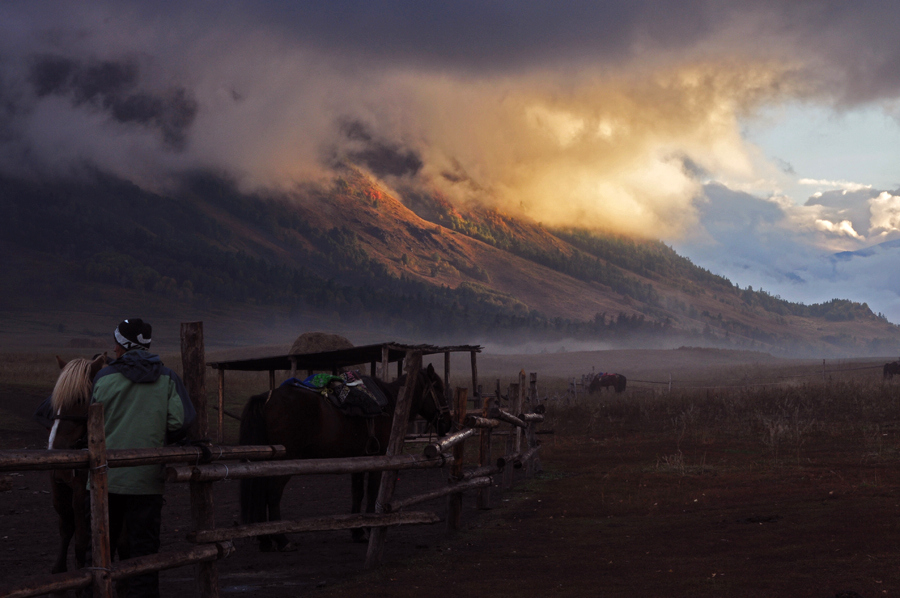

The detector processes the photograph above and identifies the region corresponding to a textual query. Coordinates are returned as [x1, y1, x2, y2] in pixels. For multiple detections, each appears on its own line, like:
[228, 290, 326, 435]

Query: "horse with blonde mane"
[47, 354, 107, 576]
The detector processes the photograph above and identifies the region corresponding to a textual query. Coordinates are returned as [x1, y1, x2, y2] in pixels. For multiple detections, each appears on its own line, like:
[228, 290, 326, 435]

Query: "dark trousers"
[108, 493, 164, 598]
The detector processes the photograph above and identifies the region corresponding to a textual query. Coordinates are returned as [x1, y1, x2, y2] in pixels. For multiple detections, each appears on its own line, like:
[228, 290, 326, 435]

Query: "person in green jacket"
[92, 318, 196, 598]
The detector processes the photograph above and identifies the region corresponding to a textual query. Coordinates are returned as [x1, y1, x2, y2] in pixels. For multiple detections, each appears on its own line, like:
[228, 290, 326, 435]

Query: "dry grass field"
[2, 347, 899, 597]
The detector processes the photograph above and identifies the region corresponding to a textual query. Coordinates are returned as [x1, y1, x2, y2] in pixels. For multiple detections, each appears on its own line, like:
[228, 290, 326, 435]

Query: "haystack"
[289, 331, 354, 355]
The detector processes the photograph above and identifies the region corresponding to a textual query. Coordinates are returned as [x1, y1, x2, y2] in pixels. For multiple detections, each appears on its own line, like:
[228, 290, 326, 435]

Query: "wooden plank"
[0, 543, 233, 598]
[490, 408, 528, 429]
[476, 392, 494, 510]
[217, 369, 225, 444]
[447, 387, 467, 531]
[388, 476, 490, 513]
[0, 570, 92, 598]
[503, 383, 518, 490]
[528, 372, 542, 475]
[87, 403, 113, 598]
[516, 370, 526, 453]
[423, 427, 477, 459]
[443, 352, 450, 400]
[470, 351, 479, 409]
[181, 321, 219, 598]
[0, 445, 285, 472]
[110, 542, 230, 580]
[462, 463, 502, 481]
[181, 322, 208, 442]
[365, 350, 421, 569]
[464, 415, 501, 428]
[189, 511, 439, 544]
[166, 451, 450, 483]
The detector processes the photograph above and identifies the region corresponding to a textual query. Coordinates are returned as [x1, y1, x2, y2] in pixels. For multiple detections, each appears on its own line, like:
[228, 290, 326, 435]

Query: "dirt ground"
[3, 354, 900, 598]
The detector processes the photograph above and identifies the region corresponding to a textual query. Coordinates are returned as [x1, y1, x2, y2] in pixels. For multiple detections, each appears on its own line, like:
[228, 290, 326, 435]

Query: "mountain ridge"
[1, 168, 898, 356]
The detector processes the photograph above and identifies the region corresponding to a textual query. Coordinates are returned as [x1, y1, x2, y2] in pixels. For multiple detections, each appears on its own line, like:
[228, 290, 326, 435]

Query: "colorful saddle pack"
[280, 370, 390, 417]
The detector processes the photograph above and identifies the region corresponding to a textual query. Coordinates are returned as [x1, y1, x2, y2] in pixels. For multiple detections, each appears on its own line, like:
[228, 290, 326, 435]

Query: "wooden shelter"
[207, 342, 482, 443]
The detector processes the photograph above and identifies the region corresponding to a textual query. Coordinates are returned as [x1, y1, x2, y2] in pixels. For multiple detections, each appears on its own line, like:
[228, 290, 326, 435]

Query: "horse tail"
[239, 392, 270, 525]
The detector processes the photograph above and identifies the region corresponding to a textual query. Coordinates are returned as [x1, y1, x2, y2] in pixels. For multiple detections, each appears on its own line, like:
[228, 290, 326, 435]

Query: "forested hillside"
[1, 168, 897, 355]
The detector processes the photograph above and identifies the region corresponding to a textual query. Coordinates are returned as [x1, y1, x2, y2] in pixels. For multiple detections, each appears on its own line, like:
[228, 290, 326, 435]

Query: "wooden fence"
[0, 324, 544, 598]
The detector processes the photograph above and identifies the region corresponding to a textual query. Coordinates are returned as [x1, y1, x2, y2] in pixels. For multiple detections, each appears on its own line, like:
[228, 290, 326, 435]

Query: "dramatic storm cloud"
[2, 1, 900, 315]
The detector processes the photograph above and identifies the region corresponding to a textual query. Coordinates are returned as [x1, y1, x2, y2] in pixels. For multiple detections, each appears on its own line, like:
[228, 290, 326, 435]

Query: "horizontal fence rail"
[166, 452, 454, 483]
[0, 444, 286, 472]
[0, 331, 547, 598]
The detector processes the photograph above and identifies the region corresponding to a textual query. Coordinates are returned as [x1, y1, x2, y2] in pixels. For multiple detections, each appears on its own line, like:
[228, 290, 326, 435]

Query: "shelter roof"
[206, 342, 481, 372]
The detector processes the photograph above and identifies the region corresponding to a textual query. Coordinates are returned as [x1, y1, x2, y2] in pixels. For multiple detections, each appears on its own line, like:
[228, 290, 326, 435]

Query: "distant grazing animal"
[884, 361, 900, 380]
[239, 363, 452, 551]
[46, 354, 108, 576]
[588, 373, 627, 394]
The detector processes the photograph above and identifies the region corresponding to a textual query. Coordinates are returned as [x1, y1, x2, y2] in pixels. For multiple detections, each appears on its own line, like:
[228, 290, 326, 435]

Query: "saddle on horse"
[281, 371, 390, 418]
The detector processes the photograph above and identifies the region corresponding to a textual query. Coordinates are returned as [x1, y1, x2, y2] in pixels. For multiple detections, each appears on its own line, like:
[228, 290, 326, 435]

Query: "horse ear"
[56, 355, 67, 370]
[426, 363, 435, 375]
[89, 353, 107, 378]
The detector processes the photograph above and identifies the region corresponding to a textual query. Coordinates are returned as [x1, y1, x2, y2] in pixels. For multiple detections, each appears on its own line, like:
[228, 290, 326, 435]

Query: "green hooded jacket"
[92, 349, 196, 494]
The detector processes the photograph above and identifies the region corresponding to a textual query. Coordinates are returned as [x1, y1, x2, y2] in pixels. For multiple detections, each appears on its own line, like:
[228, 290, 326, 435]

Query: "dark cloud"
[774, 158, 795, 175]
[27, 54, 197, 150]
[29, 55, 78, 97]
[340, 120, 422, 178]
[162, 1, 900, 102]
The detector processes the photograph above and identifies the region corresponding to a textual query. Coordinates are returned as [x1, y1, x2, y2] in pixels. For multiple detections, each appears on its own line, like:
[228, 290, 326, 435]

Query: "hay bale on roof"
[290, 332, 354, 355]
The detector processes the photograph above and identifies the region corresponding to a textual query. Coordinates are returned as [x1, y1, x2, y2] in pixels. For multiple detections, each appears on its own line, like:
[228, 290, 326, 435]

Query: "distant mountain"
[832, 237, 900, 261]
[1, 168, 898, 356]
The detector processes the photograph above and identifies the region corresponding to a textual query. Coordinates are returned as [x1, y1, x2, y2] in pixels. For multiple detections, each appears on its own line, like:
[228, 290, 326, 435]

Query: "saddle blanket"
[281, 370, 389, 417]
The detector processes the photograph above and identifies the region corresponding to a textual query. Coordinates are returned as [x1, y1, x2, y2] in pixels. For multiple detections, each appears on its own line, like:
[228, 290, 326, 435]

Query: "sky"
[2, 2, 900, 320]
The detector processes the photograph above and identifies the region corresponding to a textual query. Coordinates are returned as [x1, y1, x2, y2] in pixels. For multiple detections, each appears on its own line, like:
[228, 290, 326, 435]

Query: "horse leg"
[51, 481, 74, 575]
[362, 471, 383, 542]
[264, 475, 296, 552]
[72, 480, 91, 570]
[350, 472, 366, 542]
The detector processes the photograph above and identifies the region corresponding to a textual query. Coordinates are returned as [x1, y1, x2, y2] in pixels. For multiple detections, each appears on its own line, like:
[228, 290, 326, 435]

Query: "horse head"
[49, 353, 107, 449]
[416, 363, 453, 437]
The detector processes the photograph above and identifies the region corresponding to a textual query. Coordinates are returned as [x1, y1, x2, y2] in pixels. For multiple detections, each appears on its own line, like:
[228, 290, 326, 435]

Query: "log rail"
[0, 323, 547, 598]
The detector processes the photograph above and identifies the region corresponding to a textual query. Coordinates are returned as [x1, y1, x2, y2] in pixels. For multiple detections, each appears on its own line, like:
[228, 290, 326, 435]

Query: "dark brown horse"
[46, 354, 107, 576]
[884, 361, 900, 380]
[588, 373, 627, 394]
[239, 363, 452, 551]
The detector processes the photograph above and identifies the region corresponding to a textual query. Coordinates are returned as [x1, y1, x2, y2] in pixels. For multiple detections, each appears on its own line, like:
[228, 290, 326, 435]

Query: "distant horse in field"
[884, 361, 900, 380]
[239, 363, 452, 551]
[45, 354, 107, 576]
[589, 373, 627, 394]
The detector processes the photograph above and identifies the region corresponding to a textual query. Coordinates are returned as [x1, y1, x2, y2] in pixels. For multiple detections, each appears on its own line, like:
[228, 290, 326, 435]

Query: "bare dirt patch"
[3, 349, 900, 597]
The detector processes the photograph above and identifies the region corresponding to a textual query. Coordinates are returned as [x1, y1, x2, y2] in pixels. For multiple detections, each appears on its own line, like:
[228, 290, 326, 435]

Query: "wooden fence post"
[447, 387, 468, 531]
[444, 351, 450, 398]
[88, 403, 113, 597]
[527, 372, 541, 476]
[503, 383, 519, 490]
[476, 391, 493, 510]
[516, 371, 526, 454]
[216, 369, 225, 445]
[365, 351, 422, 569]
[470, 351, 479, 409]
[181, 322, 219, 598]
